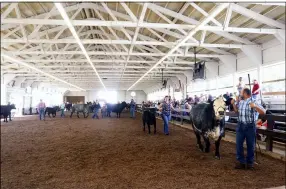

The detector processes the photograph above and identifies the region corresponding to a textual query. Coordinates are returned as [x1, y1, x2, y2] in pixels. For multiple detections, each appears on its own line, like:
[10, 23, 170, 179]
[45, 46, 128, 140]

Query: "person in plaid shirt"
[231, 88, 266, 170]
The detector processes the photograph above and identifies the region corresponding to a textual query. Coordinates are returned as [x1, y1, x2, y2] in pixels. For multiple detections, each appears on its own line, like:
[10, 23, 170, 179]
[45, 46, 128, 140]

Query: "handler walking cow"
[130, 99, 136, 118]
[158, 96, 174, 135]
[38, 99, 46, 121]
[60, 102, 65, 117]
[190, 96, 231, 159]
[92, 100, 101, 119]
[231, 88, 266, 170]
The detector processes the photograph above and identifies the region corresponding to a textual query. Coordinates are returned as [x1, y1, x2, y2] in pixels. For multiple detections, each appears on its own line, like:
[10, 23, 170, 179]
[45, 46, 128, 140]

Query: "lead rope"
[248, 74, 260, 165]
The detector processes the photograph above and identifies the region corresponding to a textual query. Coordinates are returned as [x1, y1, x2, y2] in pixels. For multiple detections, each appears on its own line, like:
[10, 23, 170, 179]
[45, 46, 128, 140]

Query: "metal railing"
[137, 106, 286, 153]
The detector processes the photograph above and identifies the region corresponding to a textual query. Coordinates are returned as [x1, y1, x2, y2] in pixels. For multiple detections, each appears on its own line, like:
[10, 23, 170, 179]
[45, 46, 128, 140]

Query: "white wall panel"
[263, 43, 285, 65]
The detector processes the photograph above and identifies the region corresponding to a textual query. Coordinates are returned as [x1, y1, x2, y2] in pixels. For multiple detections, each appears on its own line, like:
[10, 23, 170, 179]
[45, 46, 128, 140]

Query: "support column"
[233, 73, 237, 94]
[257, 64, 263, 86]
[1, 84, 7, 105]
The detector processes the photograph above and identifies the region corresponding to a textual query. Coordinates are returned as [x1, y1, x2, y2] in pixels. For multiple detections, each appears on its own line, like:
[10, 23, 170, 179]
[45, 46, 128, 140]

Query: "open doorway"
[97, 91, 117, 103]
[66, 96, 85, 104]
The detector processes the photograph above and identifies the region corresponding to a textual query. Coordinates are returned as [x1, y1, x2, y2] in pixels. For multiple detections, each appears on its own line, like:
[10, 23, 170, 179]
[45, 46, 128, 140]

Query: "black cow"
[45, 106, 60, 118]
[70, 104, 89, 118]
[142, 107, 157, 134]
[0, 104, 16, 122]
[65, 103, 72, 111]
[106, 102, 127, 118]
[190, 96, 231, 159]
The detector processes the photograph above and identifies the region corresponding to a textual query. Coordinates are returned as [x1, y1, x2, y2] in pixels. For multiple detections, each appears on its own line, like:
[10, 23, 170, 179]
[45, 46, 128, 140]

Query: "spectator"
[223, 92, 230, 101]
[231, 88, 266, 170]
[60, 101, 65, 117]
[92, 100, 101, 119]
[207, 94, 213, 103]
[130, 99, 136, 118]
[200, 94, 205, 102]
[38, 99, 46, 121]
[236, 77, 245, 96]
[252, 79, 261, 100]
[188, 97, 194, 104]
[194, 95, 200, 105]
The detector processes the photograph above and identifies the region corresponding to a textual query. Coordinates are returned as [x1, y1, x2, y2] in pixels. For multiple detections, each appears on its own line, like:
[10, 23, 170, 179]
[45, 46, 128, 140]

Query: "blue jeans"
[161, 114, 171, 134]
[252, 94, 258, 100]
[130, 107, 135, 118]
[252, 94, 260, 119]
[236, 122, 256, 165]
[39, 108, 45, 120]
[92, 109, 99, 119]
[60, 109, 65, 117]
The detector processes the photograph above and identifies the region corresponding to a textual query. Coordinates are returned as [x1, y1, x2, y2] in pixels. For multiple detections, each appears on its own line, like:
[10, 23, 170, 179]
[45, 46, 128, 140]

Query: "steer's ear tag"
[222, 97, 227, 102]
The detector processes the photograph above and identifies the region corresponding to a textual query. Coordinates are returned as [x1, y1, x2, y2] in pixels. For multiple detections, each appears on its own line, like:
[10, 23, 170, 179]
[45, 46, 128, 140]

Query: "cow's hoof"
[204, 148, 210, 153]
[197, 144, 204, 152]
[214, 155, 220, 160]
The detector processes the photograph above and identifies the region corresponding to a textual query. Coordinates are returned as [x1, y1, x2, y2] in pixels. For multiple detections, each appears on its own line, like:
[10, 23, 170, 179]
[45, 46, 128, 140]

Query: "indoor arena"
[1, 2, 285, 189]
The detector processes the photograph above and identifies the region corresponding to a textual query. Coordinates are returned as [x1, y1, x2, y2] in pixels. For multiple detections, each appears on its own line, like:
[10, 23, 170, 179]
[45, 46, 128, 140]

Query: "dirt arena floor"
[1, 112, 285, 189]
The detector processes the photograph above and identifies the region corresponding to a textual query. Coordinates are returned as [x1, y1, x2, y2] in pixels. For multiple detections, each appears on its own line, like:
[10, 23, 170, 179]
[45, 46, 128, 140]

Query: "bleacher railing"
[136, 105, 286, 152]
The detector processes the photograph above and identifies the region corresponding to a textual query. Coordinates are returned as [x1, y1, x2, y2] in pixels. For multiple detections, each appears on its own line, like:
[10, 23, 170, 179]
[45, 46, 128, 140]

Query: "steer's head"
[212, 96, 227, 120]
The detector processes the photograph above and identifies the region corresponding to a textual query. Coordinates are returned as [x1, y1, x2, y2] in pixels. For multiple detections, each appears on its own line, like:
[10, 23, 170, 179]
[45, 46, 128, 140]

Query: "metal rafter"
[1, 2, 285, 90]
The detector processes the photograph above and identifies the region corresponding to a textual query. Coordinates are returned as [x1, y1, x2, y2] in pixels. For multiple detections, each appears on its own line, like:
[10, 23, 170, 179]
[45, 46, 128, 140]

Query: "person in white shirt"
[60, 101, 65, 117]
[236, 77, 245, 96]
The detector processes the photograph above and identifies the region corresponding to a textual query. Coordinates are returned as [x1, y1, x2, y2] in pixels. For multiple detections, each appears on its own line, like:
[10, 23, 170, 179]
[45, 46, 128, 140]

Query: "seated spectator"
[194, 95, 200, 105]
[187, 97, 194, 104]
[223, 92, 230, 101]
[207, 94, 213, 103]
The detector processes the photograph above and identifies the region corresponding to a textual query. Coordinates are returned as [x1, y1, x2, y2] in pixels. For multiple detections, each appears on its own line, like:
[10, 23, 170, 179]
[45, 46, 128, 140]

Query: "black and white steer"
[190, 96, 231, 159]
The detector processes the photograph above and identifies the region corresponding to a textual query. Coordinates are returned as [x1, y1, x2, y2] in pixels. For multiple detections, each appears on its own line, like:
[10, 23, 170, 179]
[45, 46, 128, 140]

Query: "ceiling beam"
[127, 3, 229, 91]
[2, 38, 261, 49]
[120, 3, 149, 83]
[1, 54, 85, 91]
[2, 50, 225, 58]
[189, 3, 222, 27]
[1, 19, 281, 35]
[120, 2, 138, 22]
[1, 58, 195, 64]
[223, 4, 233, 29]
[144, 3, 254, 44]
[54, 3, 106, 90]
[231, 4, 285, 29]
